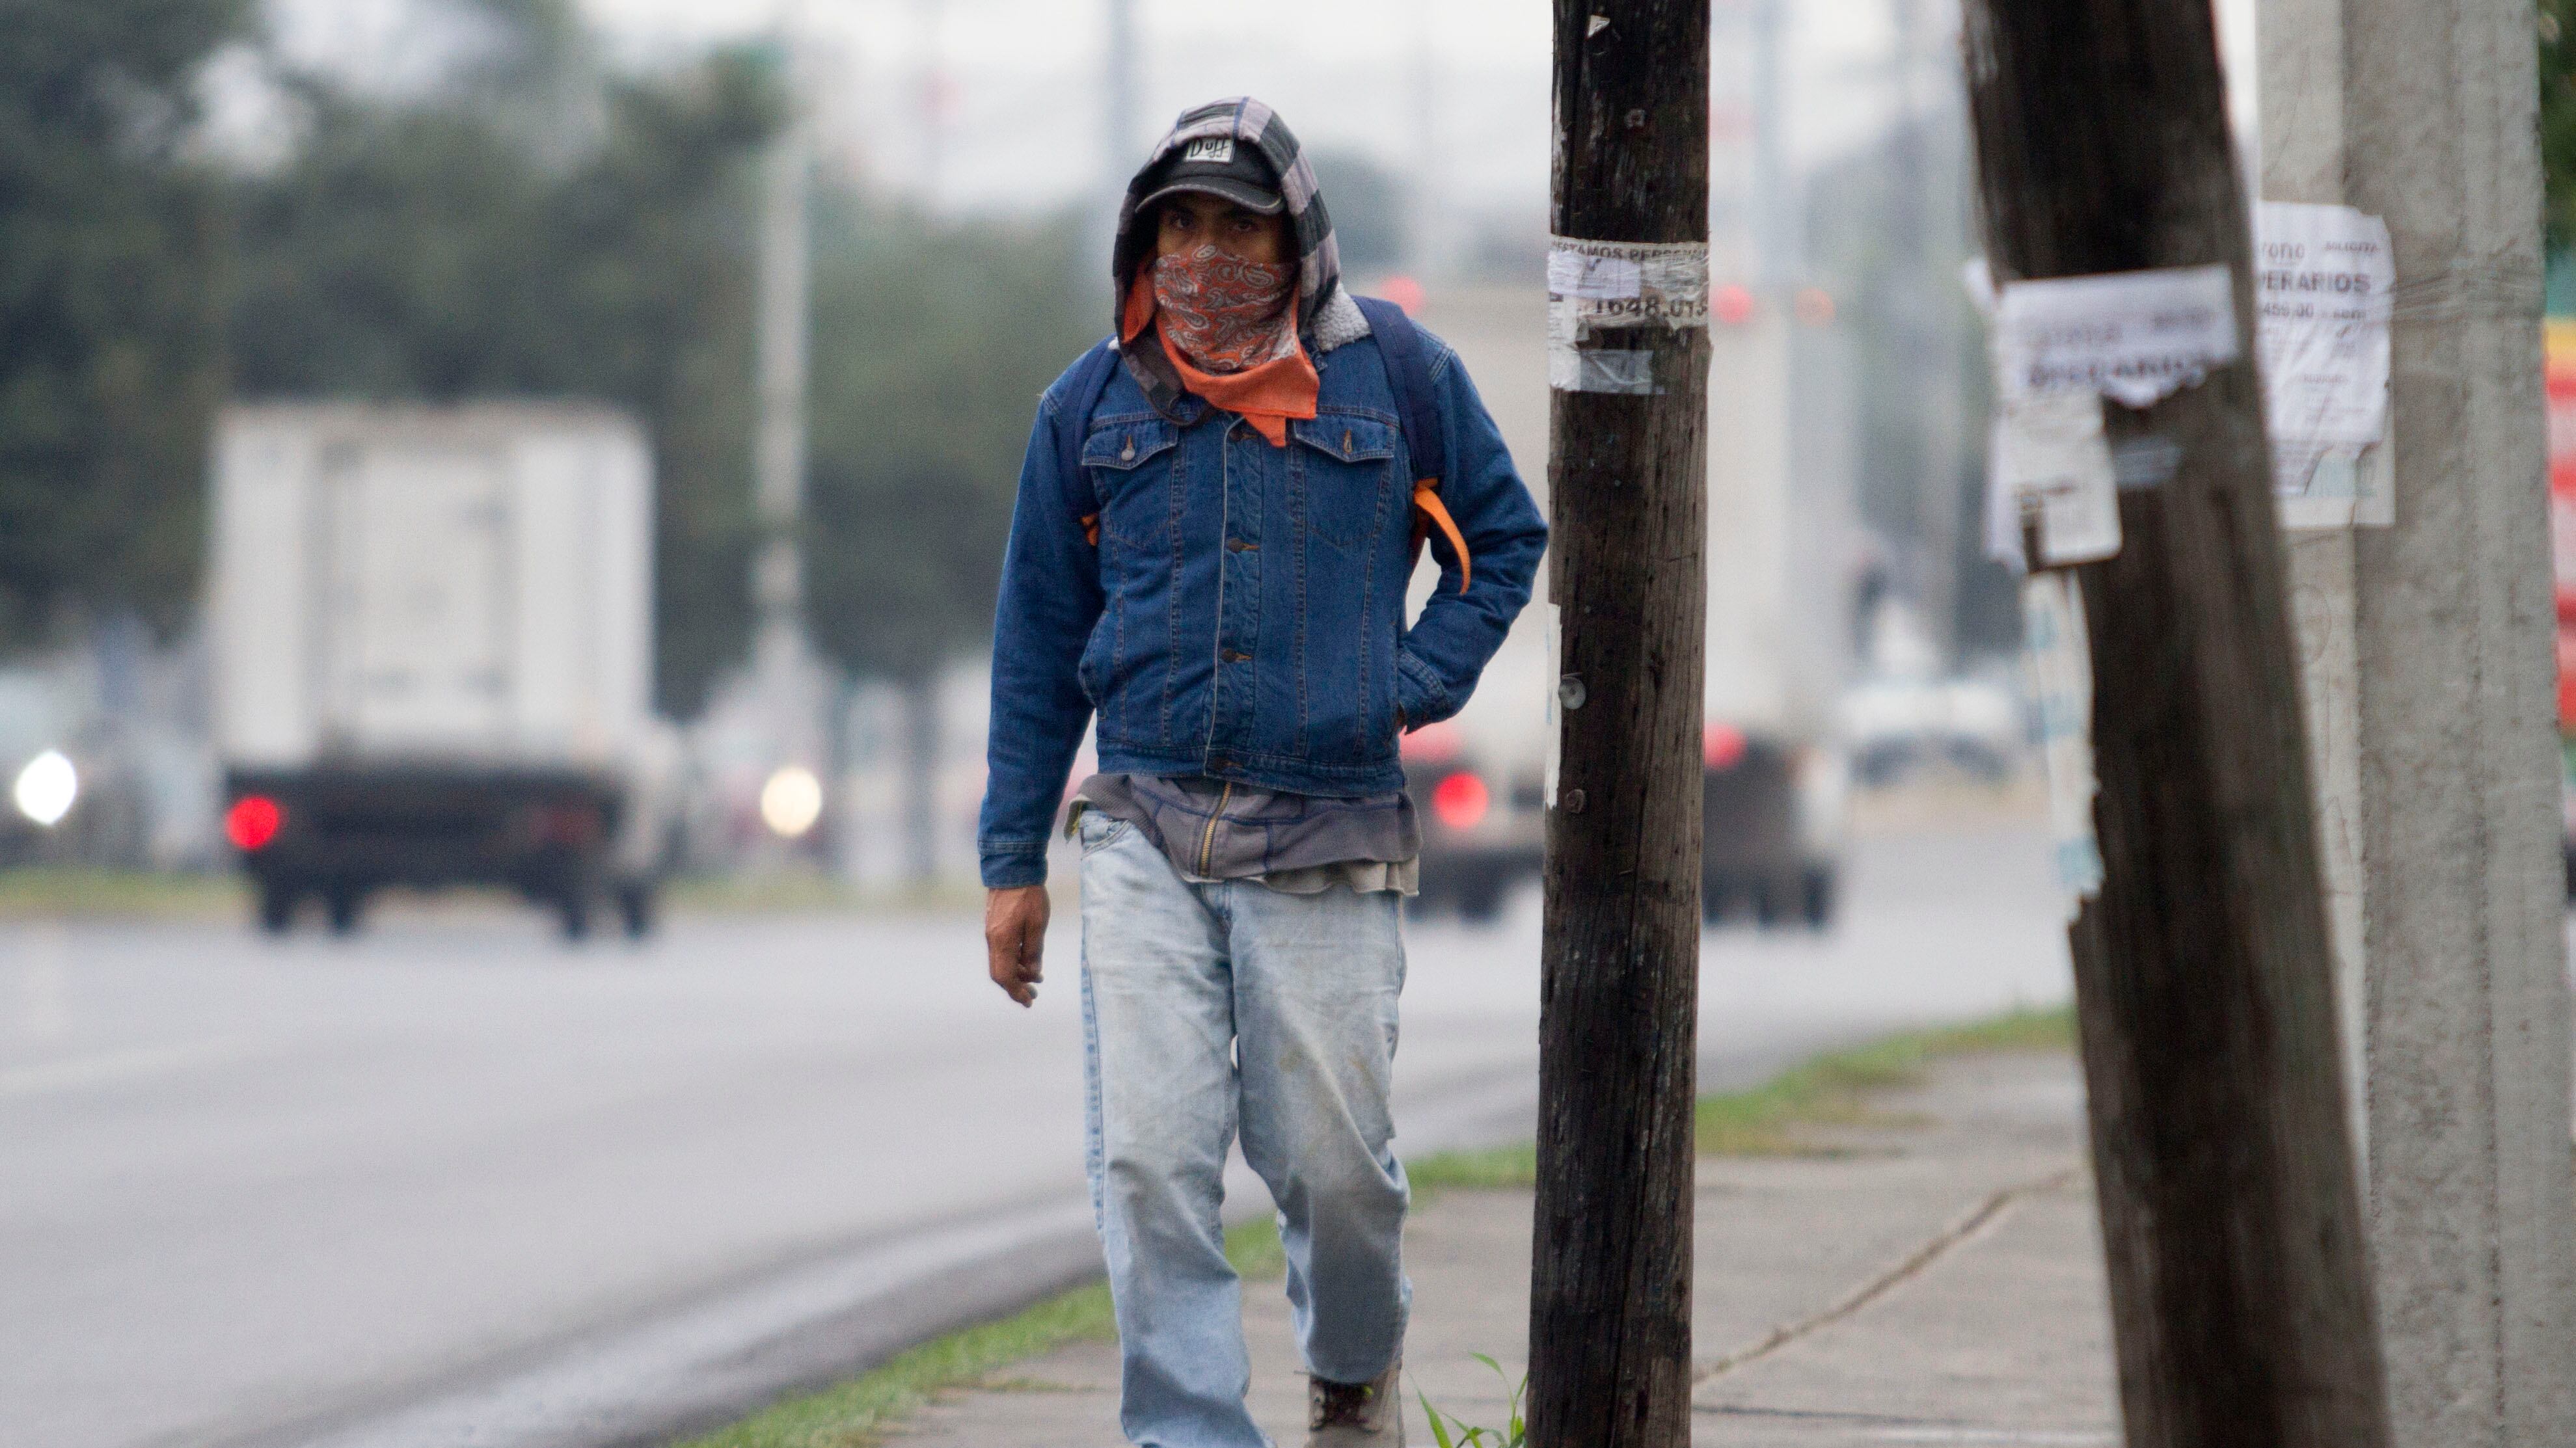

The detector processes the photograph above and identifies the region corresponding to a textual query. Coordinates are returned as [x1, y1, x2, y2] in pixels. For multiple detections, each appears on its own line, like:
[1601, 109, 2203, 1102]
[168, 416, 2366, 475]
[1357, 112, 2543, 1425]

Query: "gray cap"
[1133, 135, 1284, 216]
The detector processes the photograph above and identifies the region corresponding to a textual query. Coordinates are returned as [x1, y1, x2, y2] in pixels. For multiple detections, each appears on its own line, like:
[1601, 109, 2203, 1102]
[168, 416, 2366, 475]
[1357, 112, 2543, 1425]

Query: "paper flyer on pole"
[2255, 202, 2394, 528]
[1993, 265, 2239, 408]
[1985, 392, 2122, 570]
[1545, 237, 1709, 394]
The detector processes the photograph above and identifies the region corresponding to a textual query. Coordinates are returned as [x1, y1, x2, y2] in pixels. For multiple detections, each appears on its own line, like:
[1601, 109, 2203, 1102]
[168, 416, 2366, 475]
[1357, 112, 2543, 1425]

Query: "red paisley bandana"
[1121, 249, 1319, 446]
[1150, 245, 1299, 373]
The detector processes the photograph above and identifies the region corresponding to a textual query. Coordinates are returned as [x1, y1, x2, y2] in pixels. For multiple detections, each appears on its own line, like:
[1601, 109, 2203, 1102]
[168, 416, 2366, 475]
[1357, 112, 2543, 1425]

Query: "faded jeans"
[1076, 809, 1411, 1448]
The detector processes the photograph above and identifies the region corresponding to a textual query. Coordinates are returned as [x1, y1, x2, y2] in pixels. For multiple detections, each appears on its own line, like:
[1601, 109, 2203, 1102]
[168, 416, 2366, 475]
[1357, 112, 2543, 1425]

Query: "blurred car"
[1402, 714, 1849, 932]
[1403, 720, 1543, 924]
[1839, 671, 2027, 788]
[1701, 721, 1847, 930]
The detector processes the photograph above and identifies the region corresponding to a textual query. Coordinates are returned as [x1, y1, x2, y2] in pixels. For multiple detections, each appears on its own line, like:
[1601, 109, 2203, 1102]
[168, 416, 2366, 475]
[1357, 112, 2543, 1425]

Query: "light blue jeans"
[1076, 810, 1412, 1448]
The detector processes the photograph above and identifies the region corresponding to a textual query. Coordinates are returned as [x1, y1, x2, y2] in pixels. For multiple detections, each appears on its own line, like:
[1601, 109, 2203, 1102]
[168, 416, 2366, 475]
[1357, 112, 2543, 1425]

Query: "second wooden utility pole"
[1527, 1, 1709, 1445]
[1957, 5, 2391, 1447]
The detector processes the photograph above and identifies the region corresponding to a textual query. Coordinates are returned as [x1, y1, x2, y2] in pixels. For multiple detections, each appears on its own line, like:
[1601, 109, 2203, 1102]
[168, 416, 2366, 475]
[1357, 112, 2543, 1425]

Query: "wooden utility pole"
[1528, 1, 1709, 1445]
[1957, 5, 2391, 1447]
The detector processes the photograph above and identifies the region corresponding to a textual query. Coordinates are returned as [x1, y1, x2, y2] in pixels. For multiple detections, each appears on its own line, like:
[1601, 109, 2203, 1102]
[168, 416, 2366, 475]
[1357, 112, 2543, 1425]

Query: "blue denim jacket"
[977, 324, 1547, 888]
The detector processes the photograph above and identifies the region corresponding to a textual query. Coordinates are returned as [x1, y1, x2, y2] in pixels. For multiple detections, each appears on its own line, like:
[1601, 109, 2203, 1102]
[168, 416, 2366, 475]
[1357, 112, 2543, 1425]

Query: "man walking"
[978, 98, 1546, 1448]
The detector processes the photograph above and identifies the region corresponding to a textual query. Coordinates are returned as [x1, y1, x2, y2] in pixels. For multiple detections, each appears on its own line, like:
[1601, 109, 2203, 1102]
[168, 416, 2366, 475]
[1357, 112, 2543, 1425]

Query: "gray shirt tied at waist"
[1070, 773, 1420, 896]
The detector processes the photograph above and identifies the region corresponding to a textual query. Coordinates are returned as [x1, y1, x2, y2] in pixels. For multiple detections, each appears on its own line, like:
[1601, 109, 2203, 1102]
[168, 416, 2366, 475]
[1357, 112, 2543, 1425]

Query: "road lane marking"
[0, 1039, 266, 1100]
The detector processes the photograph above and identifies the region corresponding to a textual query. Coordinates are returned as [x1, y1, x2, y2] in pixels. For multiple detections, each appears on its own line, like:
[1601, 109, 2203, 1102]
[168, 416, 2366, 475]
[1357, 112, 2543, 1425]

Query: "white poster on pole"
[1545, 237, 1710, 394]
[1994, 265, 2240, 407]
[1985, 392, 2122, 569]
[2255, 201, 2394, 528]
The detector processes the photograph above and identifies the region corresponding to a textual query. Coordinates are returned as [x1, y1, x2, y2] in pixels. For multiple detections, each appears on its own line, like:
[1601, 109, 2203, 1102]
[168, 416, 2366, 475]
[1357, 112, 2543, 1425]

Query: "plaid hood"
[1113, 99, 1369, 399]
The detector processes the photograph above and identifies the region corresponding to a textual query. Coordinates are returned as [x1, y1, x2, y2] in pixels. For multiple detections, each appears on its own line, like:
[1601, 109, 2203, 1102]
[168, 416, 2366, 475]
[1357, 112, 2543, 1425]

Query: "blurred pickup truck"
[208, 403, 679, 939]
[1403, 721, 1543, 922]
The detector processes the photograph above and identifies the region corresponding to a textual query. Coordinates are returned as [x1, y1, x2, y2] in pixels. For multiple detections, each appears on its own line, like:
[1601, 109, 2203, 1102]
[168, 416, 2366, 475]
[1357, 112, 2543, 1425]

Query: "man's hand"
[984, 885, 1051, 1007]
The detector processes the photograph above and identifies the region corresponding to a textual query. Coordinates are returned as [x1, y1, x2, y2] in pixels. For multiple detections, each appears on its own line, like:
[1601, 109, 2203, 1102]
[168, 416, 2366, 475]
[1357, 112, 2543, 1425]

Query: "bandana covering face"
[1150, 246, 1299, 372]
[1122, 243, 1320, 446]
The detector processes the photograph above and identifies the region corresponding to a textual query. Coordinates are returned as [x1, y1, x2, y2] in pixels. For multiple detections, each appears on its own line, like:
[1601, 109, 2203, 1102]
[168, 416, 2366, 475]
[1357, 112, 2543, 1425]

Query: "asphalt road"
[1, 824, 2071, 1448]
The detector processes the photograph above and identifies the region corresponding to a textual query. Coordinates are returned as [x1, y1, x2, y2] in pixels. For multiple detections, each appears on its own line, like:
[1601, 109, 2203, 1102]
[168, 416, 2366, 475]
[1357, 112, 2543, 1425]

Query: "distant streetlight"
[759, 765, 824, 839]
[14, 750, 77, 827]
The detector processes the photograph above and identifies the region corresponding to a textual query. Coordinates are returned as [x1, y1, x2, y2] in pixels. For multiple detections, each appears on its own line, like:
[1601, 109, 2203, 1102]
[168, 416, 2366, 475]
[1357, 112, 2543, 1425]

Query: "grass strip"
[1400, 1004, 2076, 1190]
[1696, 1004, 2074, 1156]
[678, 1222, 1282, 1448]
[679, 1004, 2074, 1447]
[0, 868, 245, 920]
[662, 874, 986, 917]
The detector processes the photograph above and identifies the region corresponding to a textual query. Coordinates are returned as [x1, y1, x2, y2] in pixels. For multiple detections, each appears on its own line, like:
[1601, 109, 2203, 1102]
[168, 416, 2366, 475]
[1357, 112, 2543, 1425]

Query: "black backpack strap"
[1352, 295, 1470, 591]
[1053, 339, 1124, 544]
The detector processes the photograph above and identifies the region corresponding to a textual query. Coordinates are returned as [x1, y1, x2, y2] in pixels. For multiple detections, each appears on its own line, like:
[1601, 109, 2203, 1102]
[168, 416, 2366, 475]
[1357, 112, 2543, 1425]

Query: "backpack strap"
[1054, 339, 1124, 547]
[1351, 295, 1470, 592]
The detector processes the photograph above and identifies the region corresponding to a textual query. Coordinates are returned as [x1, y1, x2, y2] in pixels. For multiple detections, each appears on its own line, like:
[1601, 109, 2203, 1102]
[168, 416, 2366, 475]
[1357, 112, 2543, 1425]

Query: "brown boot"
[1306, 1361, 1403, 1447]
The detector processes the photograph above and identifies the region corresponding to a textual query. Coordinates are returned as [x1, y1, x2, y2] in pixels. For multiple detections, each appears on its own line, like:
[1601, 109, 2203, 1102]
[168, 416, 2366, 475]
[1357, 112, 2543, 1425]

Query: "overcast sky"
[265, 0, 2257, 221]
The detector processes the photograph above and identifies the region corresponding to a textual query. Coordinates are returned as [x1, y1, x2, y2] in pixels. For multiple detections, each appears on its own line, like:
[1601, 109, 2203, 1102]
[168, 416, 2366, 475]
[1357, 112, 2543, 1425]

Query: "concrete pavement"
[891, 1050, 2115, 1447]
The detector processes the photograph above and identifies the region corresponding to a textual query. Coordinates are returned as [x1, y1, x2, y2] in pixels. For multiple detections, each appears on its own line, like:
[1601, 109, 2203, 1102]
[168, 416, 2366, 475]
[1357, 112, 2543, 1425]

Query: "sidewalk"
[889, 1050, 2117, 1447]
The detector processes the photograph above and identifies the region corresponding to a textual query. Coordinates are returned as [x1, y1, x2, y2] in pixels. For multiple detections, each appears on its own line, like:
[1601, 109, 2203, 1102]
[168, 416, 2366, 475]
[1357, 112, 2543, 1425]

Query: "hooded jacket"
[977, 99, 1548, 890]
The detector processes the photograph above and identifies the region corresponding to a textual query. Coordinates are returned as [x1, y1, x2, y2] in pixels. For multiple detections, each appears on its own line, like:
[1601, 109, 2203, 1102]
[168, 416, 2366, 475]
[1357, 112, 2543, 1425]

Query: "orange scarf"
[1122, 271, 1318, 446]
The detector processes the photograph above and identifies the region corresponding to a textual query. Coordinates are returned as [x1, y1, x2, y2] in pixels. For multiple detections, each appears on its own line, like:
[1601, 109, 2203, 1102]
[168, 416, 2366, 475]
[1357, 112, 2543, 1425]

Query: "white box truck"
[1701, 301, 1854, 928]
[208, 403, 677, 938]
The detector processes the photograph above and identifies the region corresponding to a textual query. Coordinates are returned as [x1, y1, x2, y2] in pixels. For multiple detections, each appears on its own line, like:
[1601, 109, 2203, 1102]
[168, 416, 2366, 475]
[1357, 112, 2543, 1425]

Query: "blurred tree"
[227, 19, 783, 717]
[800, 196, 1094, 693]
[2542, 0, 2576, 250]
[1305, 147, 1409, 277]
[0, 0, 256, 654]
[801, 195, 1094, 877]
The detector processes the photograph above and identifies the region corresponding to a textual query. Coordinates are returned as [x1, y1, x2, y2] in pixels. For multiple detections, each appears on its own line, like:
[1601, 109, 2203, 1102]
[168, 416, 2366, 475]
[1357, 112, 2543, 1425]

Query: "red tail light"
[225, 796, 283, 851]
[1431, 771, 1491, 832]
[1704, 723, 1748, 771]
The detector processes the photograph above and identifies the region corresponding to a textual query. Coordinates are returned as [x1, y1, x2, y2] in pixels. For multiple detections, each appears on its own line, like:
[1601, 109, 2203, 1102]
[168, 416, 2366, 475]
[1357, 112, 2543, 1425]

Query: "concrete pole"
[1887, 0, 1967, 657]
[1094, 0, 1140, 282]
[1407, 0, 1441, 278]
[752, 127, 809, 649]
[2263, 1, 2576, 1442]
[1105, 0, 1137, 171]
[753, 33, 825, 792]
